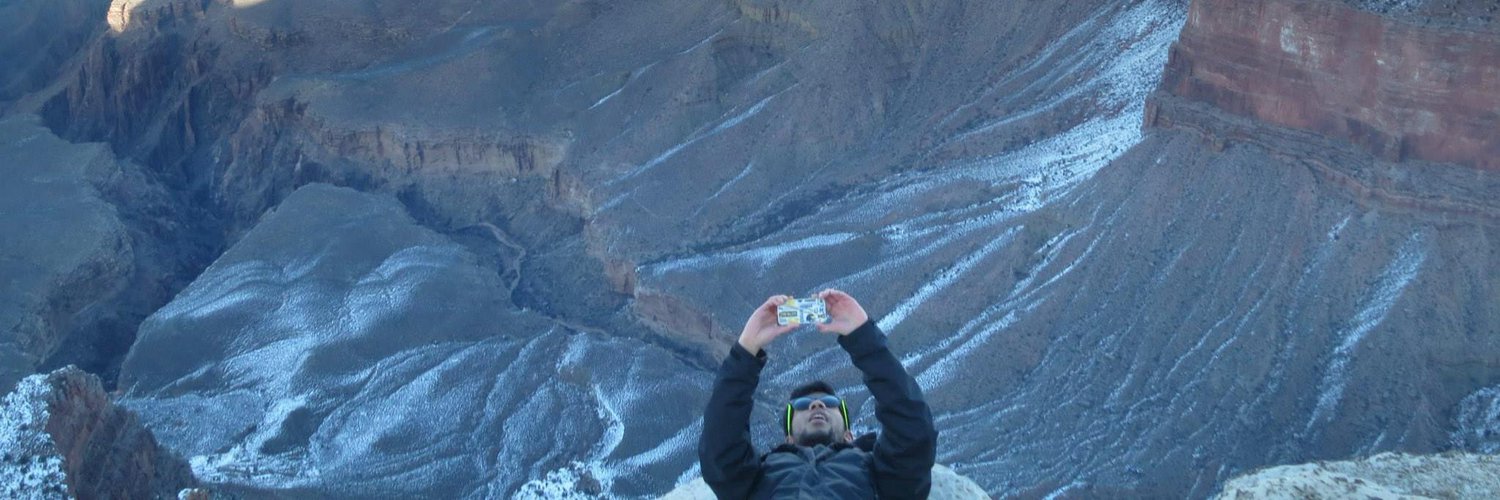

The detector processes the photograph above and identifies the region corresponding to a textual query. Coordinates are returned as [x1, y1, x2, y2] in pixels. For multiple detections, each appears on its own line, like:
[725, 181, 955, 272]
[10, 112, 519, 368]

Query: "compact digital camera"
[777, 297, 830, 326]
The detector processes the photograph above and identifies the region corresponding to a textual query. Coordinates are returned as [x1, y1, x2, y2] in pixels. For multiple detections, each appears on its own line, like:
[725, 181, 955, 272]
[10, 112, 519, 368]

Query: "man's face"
[787, 392, 853, 446]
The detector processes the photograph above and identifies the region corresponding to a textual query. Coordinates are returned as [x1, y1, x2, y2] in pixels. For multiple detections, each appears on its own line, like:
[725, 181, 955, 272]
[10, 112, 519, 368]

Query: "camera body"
[776, 297, 830, 326]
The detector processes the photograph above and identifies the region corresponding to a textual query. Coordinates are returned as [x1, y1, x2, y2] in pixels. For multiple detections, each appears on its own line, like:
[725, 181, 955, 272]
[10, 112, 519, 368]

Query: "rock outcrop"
[217, 91, 569, 232]
[1149, 0, 1500, 170]
[0, 366, 196, 499]
[1214, 452, 1500, 499]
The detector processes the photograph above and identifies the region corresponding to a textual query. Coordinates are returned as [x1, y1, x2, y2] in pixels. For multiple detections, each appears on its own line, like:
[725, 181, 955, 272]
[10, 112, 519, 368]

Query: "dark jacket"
[698, 320, 938, 499]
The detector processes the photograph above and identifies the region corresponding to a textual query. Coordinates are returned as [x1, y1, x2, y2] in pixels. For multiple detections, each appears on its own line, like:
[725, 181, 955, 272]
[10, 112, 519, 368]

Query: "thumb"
[769, 324, 797, 339]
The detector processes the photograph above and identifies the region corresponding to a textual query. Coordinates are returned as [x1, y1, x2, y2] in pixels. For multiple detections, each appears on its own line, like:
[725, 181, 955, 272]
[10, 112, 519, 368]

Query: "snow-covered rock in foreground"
[0, 374, 68, 499]
[1213, 452, 1500, 499]
[1, 366, 194, 499]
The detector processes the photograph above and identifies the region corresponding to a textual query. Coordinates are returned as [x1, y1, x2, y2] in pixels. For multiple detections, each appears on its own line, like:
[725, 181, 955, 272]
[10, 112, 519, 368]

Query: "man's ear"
[843, 430, 854, 443]
[785, 435, 796, 444]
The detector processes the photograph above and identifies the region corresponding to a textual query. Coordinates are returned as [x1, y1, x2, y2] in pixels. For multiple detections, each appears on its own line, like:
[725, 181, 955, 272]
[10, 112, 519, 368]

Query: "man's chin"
[795, 430, 836, 447]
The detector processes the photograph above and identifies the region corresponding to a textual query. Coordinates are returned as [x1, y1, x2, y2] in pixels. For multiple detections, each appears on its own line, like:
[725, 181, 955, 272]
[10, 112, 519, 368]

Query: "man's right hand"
[738, 295, 797, 355]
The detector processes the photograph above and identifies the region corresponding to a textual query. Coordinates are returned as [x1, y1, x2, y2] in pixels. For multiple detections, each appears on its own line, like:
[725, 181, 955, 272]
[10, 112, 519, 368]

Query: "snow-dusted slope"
[119, 185, 710, 497]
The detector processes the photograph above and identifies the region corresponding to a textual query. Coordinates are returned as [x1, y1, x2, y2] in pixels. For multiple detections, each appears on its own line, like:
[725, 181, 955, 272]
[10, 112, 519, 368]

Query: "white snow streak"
[613, 88, 789, 185]
[644, 232, 857, 276]
[881, 226, 1022, 332]
[1307, 233, 1427, 428]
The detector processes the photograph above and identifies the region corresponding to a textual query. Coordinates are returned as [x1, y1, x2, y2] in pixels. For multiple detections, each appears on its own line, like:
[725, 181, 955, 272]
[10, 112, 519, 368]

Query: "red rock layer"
[1155, 0, 1500, 170]
[40, 367, 197, 499]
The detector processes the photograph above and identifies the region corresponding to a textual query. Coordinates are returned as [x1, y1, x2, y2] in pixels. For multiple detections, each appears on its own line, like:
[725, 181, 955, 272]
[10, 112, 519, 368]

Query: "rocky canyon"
[1, 0, 1496, 497]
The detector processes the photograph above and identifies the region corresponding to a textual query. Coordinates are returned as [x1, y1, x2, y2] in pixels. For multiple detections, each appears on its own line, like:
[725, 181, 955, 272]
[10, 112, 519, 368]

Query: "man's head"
[783, 381, 853, 446]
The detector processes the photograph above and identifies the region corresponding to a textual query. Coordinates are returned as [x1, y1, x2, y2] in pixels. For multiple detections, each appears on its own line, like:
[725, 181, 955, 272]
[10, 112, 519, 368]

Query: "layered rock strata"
[219, 94, 568, 232]
[0, 366, 196, 499]
[1150, 0, 1500, 170]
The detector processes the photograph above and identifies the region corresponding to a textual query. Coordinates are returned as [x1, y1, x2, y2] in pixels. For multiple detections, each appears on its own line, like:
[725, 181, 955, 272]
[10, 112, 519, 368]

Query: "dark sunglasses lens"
[791, 395, 842, 411]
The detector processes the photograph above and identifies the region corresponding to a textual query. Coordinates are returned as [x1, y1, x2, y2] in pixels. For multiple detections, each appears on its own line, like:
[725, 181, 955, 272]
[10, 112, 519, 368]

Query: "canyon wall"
[0, 115, 133, 391]
[2, 0, 1496, 497]
[0, 0, 108, 103]
[1149, 0, 1500, 170]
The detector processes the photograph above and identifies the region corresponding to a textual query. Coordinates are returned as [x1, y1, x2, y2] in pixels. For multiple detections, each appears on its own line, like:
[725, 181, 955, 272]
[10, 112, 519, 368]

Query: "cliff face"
[0, 115, 133, 392]
[1151, 0, 1500, 170]
[0, 0, 108, 103]
[217, 95, 568, 231]
[0, 367, 196, 499]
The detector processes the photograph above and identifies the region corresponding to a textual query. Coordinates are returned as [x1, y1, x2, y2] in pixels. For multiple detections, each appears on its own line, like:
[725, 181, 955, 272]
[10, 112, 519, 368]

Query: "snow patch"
[1308, 233, 1427, 428]
[881, 226, 1022, 333]
[1453, 385, 1500, 454]
[614, 87, 790, 185]
[514, 461, 614, 499]
[644, 232, 857, 276]
[0, 375, 70, 499]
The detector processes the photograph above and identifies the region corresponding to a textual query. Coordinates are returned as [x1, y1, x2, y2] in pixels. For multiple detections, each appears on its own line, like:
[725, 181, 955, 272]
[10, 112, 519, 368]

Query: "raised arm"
[819, 290, 938, 499]
[698, 295, 796, 498]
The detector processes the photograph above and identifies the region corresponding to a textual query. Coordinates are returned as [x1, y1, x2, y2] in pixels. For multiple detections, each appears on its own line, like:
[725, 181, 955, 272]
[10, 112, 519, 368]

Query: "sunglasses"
[784, 394, 851, 435]
[790, 395, 843, 411]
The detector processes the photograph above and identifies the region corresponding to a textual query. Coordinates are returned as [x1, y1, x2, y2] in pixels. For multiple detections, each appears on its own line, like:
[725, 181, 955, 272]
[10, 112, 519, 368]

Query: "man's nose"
[809, 400, 828, 410]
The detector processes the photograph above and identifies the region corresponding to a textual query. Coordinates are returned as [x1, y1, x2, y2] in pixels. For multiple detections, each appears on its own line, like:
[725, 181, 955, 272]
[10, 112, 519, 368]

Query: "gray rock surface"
[119, 183, 710, 497]
[0, 115, 132, 392]
[0, 0, 107, 103]
[1214, 452, 1500, 499]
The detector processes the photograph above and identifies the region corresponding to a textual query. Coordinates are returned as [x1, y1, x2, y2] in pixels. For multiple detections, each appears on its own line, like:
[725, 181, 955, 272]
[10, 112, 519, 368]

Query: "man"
[699, 289, 938, 499]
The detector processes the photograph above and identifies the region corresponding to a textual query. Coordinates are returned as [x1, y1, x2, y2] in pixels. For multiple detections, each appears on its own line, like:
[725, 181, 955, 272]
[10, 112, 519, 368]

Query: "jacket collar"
[769, 433, 876, 455]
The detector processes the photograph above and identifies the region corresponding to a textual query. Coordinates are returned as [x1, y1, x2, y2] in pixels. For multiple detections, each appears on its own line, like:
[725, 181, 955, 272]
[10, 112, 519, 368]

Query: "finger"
[760, 296, 787, 314]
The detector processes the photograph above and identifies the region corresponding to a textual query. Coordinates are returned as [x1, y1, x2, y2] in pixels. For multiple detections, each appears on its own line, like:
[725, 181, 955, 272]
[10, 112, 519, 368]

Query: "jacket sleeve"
[838, 320, 938, 499]
[698, 342, 767, 498]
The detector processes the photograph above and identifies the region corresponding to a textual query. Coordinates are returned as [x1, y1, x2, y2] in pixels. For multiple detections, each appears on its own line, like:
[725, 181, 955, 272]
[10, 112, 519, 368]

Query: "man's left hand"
[816, 289, 869, 336]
